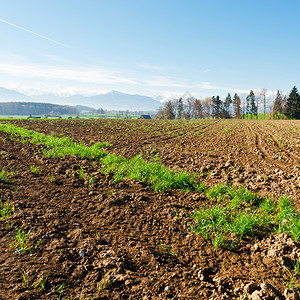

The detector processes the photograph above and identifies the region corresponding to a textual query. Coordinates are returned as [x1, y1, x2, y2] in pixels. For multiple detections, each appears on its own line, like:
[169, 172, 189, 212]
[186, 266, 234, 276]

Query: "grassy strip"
[0, 123, 198, 192]
[101, 154, 201, 192]
[0, 122, 109, 159]
[191, 184, 300, 248]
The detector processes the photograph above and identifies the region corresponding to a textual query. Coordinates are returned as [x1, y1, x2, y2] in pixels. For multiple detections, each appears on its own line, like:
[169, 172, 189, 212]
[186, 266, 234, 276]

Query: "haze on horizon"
[0, 0, 299, 102]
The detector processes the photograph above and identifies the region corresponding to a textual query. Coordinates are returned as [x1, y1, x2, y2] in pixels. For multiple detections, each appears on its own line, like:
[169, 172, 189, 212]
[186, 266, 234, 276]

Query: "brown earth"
[9, 119, 299, 202]
[0, 119, 299, 299]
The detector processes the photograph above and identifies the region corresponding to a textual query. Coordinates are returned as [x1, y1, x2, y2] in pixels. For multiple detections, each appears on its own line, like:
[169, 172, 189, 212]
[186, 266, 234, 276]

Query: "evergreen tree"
[297, 96, 300, 119]
[212, 95, 222, 118]
[233, 93, 241, 119]
[286, 86, 300, 119]
[251, 92, 258, 118]
[273, 90, 283, 119]
[246, 90, 256, 119]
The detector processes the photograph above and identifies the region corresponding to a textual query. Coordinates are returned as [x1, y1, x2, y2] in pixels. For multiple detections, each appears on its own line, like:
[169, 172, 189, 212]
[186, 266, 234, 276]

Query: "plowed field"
[0, 119, 299, 300]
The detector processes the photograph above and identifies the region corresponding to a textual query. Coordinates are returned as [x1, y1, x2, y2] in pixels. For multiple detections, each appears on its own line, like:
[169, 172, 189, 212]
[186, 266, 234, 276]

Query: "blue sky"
[0, 0, 299, 100]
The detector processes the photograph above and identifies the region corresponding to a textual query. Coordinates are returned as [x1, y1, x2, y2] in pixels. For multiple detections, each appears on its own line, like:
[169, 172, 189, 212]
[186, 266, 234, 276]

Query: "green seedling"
[0, 198, 15, 222]
[174, 210, 183, 221]
[223, 128, 231, 134]
[12, 186, 20, 192]
[278, 139, 284, 147]
[49, 173, 56, 182]
[97, 273, 115, 290]
[158, 244, 175, 256]
[77, 167, 85, 179]
[11, 226, 42, 253]
[11, 226, 32, 253]
[284, 260, 300, 289]
[149, 148, 158, 154]
[30, 164, 43, 175]
[0, 169, 13, 183]
[54, 283, 66, 300]
[32, 273, 49, 290]
[88, 176, 96, 187]
[19, 269, 28, 289]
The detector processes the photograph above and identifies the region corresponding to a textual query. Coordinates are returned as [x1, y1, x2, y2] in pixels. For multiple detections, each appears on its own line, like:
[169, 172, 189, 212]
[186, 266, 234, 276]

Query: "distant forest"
[156, 86, 300, 120]
[0, 102, 77, 116]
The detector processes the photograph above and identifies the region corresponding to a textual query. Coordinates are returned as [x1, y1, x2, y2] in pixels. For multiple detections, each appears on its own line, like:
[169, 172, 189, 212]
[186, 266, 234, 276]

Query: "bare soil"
[0, 119, 299, 299]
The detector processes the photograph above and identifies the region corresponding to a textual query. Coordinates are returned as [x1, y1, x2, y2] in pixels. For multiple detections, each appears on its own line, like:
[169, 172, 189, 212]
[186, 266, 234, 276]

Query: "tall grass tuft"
[101, 154, 198, 192]
[191, 186, 300, 248]
[0, 123, 109, 159]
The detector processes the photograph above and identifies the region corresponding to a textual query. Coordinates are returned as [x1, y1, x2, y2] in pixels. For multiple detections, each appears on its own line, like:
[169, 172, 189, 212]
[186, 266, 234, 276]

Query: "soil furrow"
[265, 129, 300, 163]
[247, 124, 286, 170]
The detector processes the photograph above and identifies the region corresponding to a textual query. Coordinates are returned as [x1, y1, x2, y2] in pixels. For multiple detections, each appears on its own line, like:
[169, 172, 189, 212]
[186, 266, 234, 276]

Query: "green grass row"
[191, 184, 300, 248]
[101, 154, 200, 192]
[0, 122, 198, 192]
[0, 122, 299, 248]
[0, 122, 109, 159]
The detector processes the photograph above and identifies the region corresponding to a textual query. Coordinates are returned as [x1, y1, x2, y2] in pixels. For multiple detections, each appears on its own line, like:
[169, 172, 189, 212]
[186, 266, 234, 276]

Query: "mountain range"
[0, 87, 162, 112]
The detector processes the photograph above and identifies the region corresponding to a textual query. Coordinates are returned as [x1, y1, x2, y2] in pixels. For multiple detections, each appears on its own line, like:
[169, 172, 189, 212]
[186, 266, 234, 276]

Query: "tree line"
[156, 86, 300, 120]
[0, 102, 78, 116]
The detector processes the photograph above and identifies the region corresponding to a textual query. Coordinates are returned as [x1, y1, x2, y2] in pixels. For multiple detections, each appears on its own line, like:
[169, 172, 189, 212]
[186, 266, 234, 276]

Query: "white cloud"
[0, 55, 279, 100]
[0, 61, 138, 85]
[197, 82, 250, 94]
[3, 81, 112, 96]
[138, 64, 166, 70]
